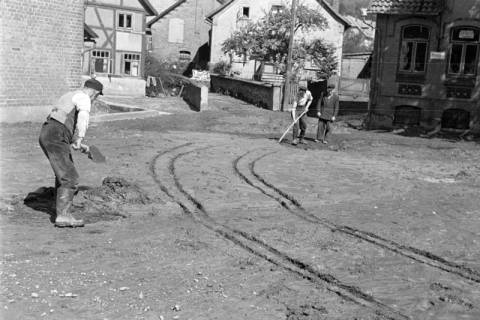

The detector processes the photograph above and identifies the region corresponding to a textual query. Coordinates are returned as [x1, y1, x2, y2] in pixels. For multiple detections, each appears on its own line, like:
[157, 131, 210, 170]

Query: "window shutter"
[168, 18, 184, 43]
[133, 13, 142, 32]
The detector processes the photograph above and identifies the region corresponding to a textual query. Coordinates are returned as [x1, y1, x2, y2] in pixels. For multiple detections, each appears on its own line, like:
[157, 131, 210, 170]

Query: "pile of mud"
[2, 177, 152, 225]
[82, 176, 151, 205]
[74, 176, 152, 223]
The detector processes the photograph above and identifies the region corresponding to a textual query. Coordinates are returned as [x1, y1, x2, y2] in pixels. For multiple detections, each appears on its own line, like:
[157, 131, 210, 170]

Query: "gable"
[87, 0, 157, 15]
[206, 0, 351, 28]
[149, 0, 225, 27]
[206, 0, 234, 21]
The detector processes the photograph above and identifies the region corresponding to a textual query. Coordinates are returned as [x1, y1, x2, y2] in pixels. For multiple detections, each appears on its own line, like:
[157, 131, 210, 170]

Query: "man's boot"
[55, 187, 84, 228]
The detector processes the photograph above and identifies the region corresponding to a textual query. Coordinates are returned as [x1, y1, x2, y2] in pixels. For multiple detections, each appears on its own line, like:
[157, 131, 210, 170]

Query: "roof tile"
[368, 0, 445, 15]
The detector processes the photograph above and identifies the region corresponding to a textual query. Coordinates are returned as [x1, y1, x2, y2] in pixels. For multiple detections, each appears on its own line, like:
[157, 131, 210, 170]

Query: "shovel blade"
[88, 145, 106, 163]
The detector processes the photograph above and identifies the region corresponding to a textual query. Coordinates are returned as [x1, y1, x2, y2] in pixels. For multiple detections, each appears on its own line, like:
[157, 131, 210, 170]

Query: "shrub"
[144, 55, 194, 96]
[212, 61, 231, 76]
[145, 55, 190, 76]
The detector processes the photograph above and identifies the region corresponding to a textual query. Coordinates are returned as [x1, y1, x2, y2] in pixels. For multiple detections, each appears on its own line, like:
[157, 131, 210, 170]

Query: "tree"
[343, 29, 373, 53]
[337, 0, 371, 17]
[221, 3, 338, 78]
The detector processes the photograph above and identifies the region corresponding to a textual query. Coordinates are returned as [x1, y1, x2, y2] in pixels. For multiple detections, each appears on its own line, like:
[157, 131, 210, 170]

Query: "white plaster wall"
[210, 0, 345, 80]
[149, 0, 177, 13]
[210, 0, 283, 65]
[116, 32, 143, 51]
[85, 7, 115, 49]
[300, 1, 345, 80]
[93, 0, 143, 10]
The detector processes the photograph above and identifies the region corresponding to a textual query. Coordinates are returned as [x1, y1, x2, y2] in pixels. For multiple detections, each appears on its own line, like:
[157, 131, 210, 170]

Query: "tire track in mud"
[149, 145, 410, 320]
[235, 150, 480, 284]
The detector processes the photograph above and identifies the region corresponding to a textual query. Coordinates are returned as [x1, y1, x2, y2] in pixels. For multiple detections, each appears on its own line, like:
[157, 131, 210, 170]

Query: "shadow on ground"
[17, 177, 152, 225]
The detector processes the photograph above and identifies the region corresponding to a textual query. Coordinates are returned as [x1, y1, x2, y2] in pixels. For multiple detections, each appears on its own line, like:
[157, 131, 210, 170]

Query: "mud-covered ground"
[1, 94, 480, 320]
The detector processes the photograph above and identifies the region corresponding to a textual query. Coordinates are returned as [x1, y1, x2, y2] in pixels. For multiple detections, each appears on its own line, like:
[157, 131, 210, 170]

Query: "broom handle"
[278, 108, 309, 143]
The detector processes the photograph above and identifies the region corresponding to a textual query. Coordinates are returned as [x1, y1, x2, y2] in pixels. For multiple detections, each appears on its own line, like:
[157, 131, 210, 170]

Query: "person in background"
[38, 78, 103, 227]
[291, 84, 313, 145]
[316, 83, 339, 144]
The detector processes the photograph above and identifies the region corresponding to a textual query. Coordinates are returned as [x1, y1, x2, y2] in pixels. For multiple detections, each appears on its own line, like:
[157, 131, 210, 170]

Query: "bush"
[145, 55, 190, 76]
[144, 55, 194, 96]
[212, 61, 231, 76]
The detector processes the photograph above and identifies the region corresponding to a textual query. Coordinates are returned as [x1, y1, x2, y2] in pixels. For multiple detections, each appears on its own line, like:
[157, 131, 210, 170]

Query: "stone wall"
[210, 75, 283, 111]
[182, 83, 208, 111]
[1, 0, 84, 122]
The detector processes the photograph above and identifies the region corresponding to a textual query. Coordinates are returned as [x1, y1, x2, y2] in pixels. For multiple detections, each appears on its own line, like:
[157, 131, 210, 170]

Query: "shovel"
[278, 108, 309, 143]
[79, 144, 106, 163]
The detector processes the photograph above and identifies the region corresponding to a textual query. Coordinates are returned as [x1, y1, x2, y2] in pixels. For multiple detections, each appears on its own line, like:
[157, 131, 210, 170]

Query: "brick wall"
[1, 0, 84, 119]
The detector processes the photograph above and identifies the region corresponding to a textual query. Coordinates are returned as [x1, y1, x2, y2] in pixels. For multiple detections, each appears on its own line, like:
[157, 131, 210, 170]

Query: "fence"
[338, 78, 370, 102]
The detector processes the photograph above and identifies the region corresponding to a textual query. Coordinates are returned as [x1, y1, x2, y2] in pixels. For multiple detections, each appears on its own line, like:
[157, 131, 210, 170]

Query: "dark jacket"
[319, 92, 339, 121]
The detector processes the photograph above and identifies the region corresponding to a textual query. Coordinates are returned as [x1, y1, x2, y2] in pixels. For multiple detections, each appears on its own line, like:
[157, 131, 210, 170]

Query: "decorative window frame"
[396, 24, 431, 83]
[446, 26, 479, 80]
[443, 20, 480, 97]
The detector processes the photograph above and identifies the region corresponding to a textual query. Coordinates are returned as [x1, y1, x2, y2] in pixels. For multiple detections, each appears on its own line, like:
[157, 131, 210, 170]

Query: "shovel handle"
[278, 109, 309, 143]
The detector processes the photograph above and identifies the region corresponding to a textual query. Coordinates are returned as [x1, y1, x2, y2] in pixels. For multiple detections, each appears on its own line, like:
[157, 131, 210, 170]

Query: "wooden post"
[282, 0, 298, 111]
[158, 76, 167, 96]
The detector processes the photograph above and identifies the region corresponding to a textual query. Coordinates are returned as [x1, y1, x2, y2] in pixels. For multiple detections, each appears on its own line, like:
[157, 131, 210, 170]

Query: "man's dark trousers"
[317, 118, 332, 141]
[292, 107, 307, 140]
[38, 119, 79, 193]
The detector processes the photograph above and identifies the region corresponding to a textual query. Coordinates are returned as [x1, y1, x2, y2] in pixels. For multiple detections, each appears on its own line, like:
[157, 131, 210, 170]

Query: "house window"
[394, 105, 421, 126]
[146, 35, 153, 52]
[91, 50, 111, 74]
[179, 50, 191, 61]
[271, 5, 284, 14]
[448, 27, 479, 76]
[237, 7, 250, 27]
[122, 53, 141, 76]
[242, 7, 250, 18]
[399, 25, 430, 74]
[118, 12, 133, 29]
[442, 108, 470, 129]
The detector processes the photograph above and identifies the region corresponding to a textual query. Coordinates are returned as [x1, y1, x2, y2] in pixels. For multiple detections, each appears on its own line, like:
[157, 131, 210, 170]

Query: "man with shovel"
[291, 83, 313, 145]
[38, 78, 103, 227]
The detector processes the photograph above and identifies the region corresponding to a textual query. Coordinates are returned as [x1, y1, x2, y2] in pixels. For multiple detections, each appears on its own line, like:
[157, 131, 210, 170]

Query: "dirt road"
[1, 94, 480, 319]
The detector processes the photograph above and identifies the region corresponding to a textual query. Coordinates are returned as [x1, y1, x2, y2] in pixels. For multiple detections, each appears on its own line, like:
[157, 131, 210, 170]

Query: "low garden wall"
[182, 83, 208, 111]
[210, 75, 283, 111]
[83, 75, 145, 97]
